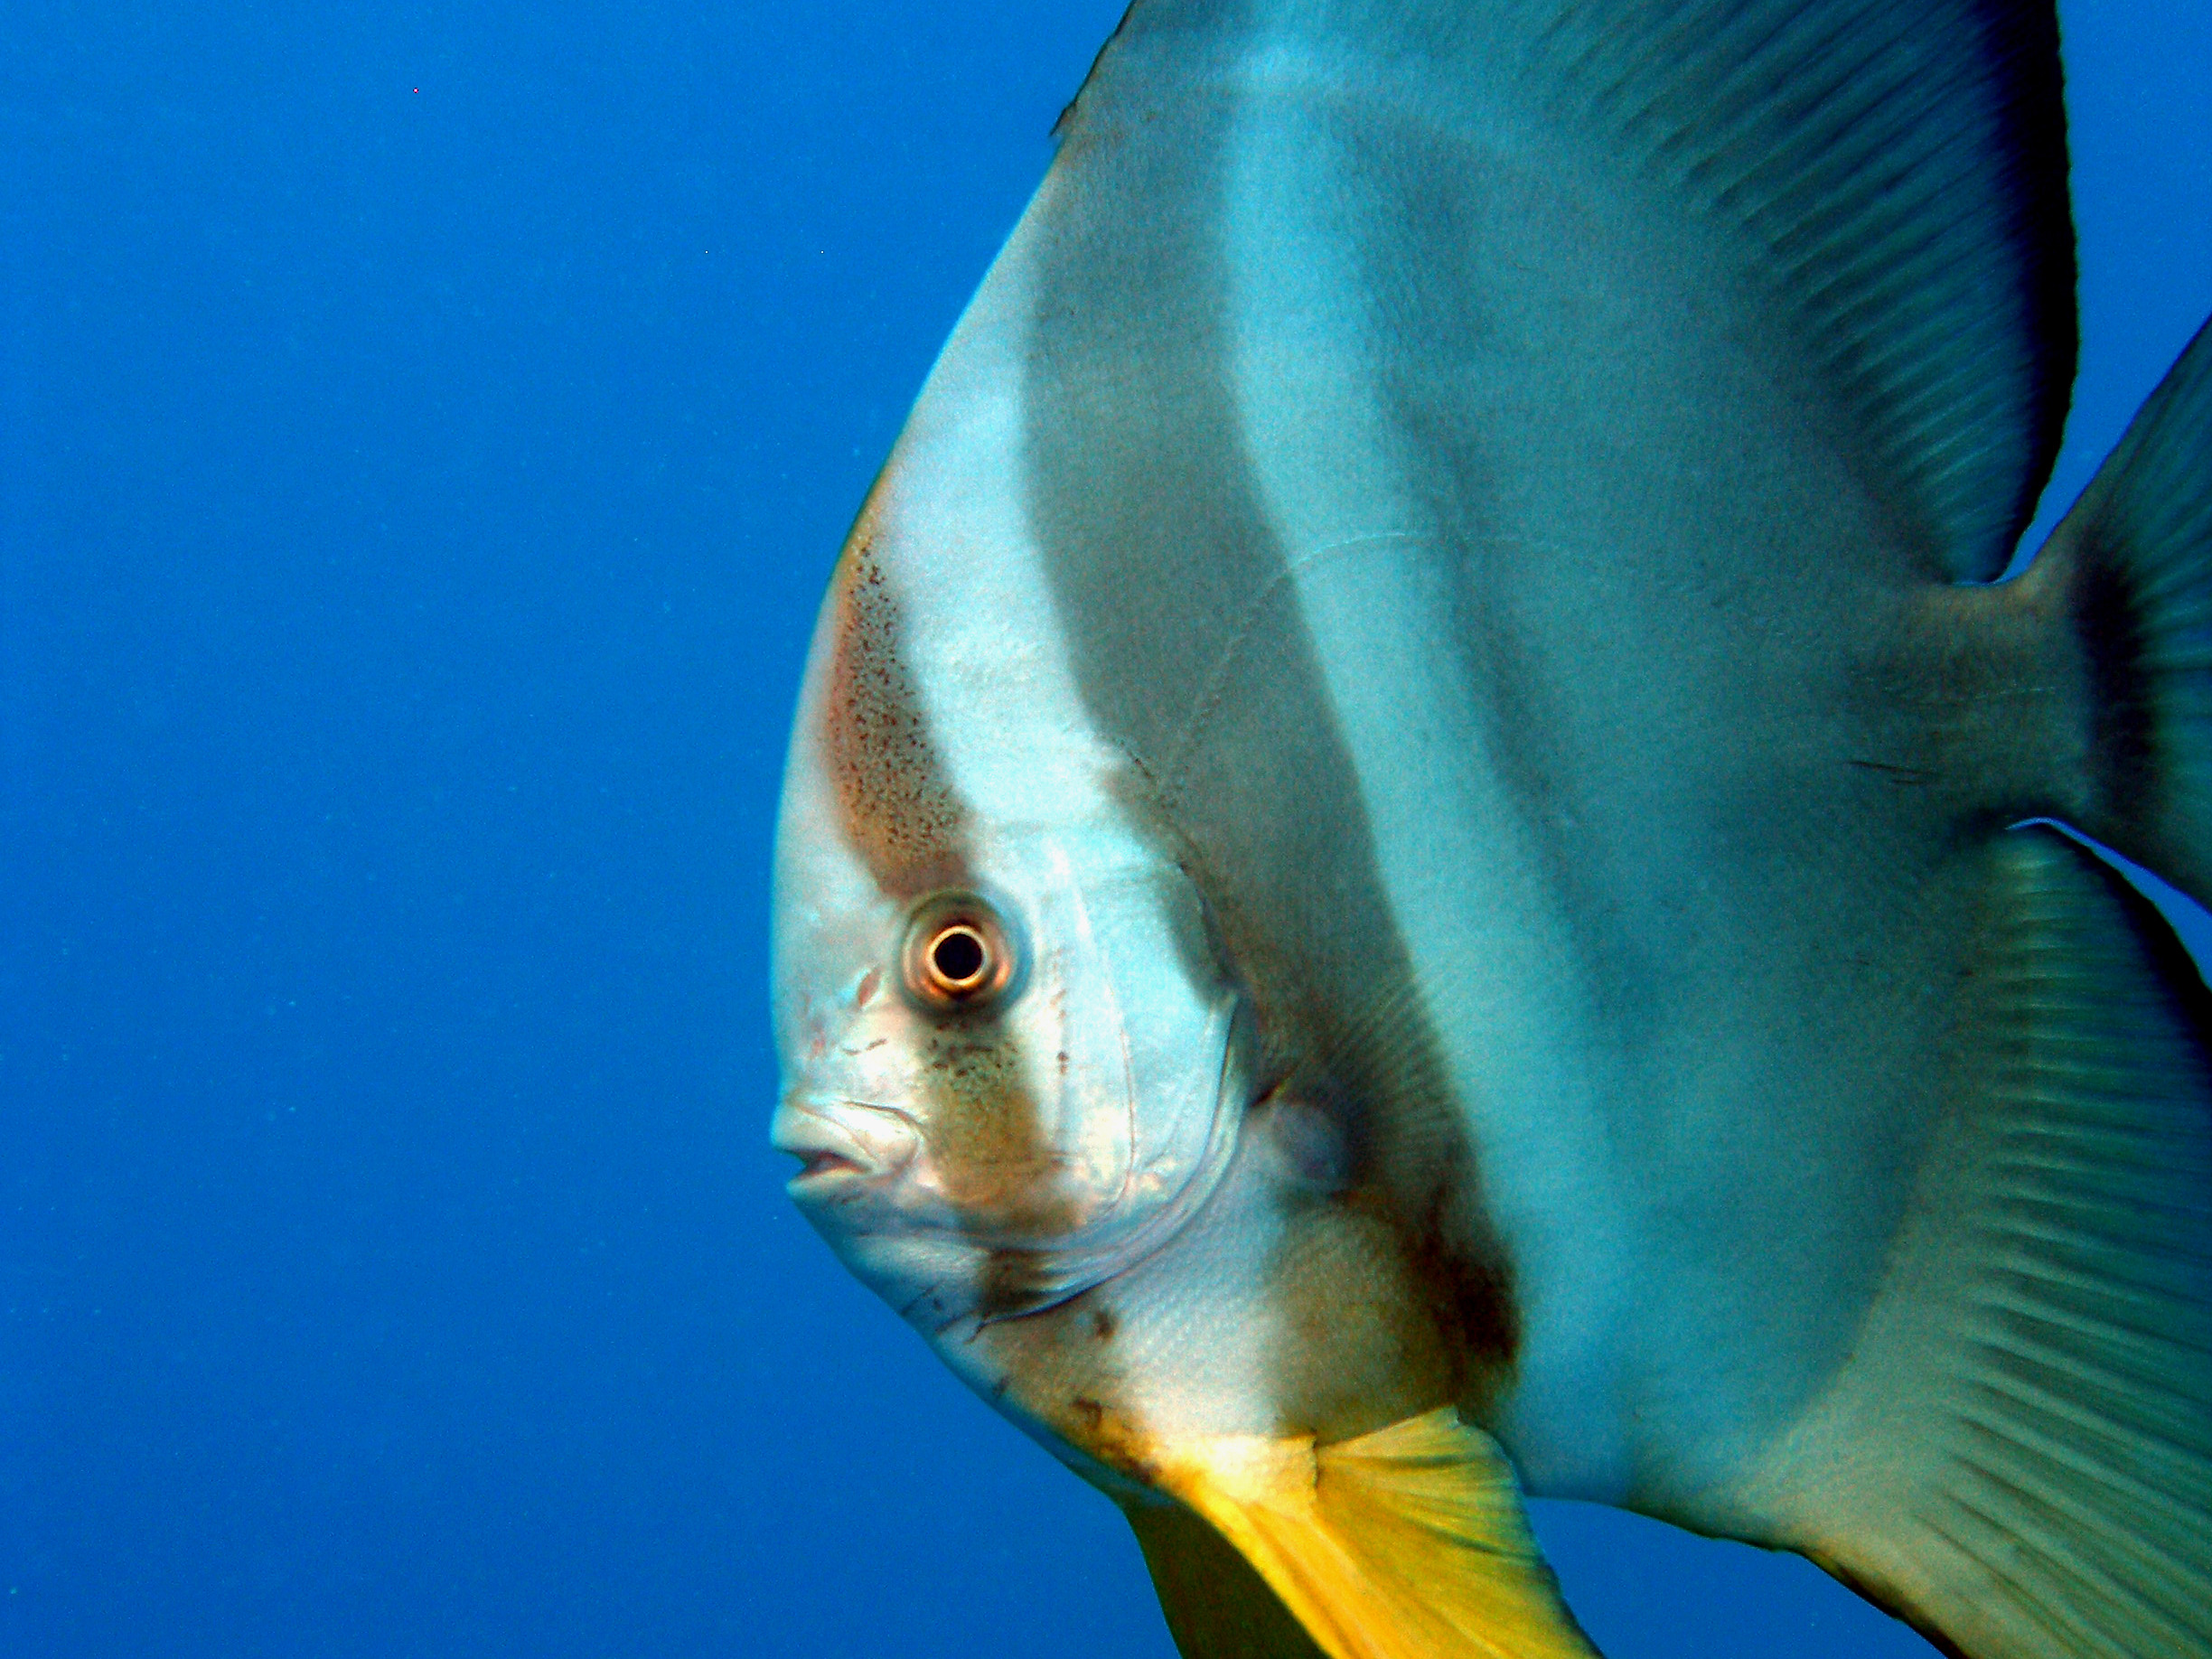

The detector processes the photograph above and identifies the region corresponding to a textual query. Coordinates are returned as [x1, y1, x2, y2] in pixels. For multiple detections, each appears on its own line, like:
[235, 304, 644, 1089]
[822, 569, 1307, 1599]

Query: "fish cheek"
[919, 1018, 1083, 1312]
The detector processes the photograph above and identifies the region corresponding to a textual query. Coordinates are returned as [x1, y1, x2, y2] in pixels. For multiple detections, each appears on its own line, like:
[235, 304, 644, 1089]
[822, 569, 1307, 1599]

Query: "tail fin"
[2032, 314, 2212, 904]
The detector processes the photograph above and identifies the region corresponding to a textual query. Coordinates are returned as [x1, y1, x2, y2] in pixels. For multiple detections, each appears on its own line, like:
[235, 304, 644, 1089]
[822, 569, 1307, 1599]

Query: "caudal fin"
[2036, 315, 2212, 904]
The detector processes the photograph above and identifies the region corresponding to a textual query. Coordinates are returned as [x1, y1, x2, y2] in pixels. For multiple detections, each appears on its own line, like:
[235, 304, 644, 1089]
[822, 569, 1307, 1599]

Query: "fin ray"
[1144, 1409, 1598, 1659]
[1061, 0, 2074, 580]
[2033, 315, 2212, 907]
[1710, 828, 2212, 1659]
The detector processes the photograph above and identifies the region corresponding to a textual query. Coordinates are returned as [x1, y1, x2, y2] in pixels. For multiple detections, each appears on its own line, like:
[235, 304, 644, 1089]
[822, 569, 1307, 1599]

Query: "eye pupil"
[929, 926, 988, 989]
[902, 895, 1014, 1009]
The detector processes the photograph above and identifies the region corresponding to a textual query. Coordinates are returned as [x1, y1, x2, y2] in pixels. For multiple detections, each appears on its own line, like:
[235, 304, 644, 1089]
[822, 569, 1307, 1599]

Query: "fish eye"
[901, 894, 1017, 1010]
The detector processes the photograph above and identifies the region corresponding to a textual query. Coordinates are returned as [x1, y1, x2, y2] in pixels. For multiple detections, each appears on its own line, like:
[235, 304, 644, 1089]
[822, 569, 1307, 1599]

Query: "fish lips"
[772, 1095, 923, 1206]
[772, 1094, 990, 1320]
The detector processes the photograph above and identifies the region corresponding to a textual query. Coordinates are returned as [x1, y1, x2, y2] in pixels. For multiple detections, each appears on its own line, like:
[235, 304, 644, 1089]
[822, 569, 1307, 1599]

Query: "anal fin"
[1136, 1408, 1599, 1659]
[1720, 827, 2212, 1659]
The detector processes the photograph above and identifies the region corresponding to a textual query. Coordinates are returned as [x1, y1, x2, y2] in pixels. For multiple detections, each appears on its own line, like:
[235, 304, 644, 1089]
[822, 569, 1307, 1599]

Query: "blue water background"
[5, 4, 2208, 1654]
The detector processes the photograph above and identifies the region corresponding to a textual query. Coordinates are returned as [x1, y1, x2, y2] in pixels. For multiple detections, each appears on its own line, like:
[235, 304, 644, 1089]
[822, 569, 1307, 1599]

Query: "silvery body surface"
[769, 5, 2212, 1656]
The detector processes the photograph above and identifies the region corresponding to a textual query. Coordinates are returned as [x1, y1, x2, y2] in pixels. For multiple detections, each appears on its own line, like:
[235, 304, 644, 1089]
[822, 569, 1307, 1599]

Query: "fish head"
[770, 523, 1250, 1341]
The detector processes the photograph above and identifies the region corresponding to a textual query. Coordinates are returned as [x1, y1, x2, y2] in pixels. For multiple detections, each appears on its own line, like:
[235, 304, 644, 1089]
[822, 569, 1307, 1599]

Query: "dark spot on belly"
[1092, 1307, 1117, 1341]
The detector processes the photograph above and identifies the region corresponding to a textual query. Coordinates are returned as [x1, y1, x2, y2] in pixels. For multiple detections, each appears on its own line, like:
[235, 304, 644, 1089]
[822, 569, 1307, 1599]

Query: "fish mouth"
[771, 1097, 921, 1202]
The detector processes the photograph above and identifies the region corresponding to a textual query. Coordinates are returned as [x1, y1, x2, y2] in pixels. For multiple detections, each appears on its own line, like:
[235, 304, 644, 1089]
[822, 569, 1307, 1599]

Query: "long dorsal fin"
[1053, 0, 2075, 581]
[1714, 827, 2212, 1658]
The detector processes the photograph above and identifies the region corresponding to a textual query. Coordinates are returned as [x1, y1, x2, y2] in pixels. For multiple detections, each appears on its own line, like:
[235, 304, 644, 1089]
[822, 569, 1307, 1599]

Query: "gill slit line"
[1046, 837, 1142, 1231]
[968, 991, 1246, 1330]
[1007, 990, 1245, 1313]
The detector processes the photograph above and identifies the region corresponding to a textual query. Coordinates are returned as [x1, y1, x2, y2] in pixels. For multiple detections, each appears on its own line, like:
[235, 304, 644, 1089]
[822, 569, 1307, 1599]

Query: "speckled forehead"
[819, 520, 973, 900]
[825, 225, 1120, 858]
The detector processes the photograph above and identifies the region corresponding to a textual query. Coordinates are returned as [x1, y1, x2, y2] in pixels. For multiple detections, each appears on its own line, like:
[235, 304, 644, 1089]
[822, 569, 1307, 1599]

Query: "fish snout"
[772, 1095, 922, 1204]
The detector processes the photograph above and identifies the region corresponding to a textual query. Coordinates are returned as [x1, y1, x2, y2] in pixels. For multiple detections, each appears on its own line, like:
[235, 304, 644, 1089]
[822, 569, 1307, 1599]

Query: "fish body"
[770, 4, 2212, 1655]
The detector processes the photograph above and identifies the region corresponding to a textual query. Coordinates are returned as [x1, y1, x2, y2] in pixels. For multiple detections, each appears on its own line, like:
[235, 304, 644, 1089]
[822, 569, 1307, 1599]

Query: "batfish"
[769, 2, 2212, 1654]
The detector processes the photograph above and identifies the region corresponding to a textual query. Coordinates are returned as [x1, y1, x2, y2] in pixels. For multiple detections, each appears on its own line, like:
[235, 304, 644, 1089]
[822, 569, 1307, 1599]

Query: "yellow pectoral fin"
[1147, 1408, 1600, 1659]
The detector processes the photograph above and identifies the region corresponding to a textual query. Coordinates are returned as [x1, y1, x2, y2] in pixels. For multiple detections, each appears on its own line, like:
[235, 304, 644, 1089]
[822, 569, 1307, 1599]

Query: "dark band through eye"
[930, 925, 988, 987]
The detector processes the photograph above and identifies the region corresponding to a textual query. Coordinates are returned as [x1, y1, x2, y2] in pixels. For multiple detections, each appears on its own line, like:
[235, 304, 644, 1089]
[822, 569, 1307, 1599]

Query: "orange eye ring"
[901, 894, 1017, 1011]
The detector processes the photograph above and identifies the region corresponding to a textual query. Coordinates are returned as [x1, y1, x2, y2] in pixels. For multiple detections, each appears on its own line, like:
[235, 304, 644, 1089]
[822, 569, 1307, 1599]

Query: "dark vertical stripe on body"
[1020, 5, 1517, 1427]
[820, 522, 1065, 1311]
[820, 525, 972, 898]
